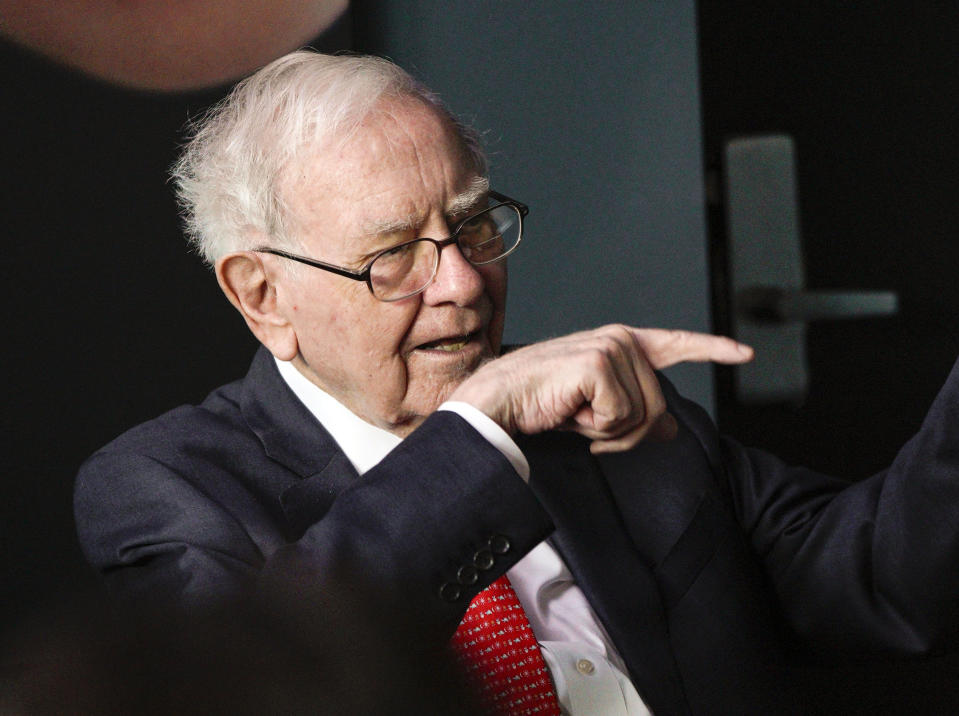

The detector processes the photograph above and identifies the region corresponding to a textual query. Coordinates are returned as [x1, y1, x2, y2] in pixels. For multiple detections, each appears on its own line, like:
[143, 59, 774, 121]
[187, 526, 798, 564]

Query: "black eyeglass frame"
[253, 190, 528, 301]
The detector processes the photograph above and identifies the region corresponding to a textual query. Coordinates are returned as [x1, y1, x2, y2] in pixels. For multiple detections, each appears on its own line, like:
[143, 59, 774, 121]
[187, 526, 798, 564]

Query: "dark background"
[2, 18, 347, 627]
[3, 44, 243, 622]
[701, 3, 959, 477]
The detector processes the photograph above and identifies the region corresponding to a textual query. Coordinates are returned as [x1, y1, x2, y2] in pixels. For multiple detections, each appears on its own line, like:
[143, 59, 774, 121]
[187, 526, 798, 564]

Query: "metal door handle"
[723, 134, 898, 404]
[737, 287, 898, 324]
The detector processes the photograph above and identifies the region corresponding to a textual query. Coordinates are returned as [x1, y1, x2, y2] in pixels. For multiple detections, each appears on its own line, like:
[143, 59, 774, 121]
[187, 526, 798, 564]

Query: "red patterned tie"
[450, 575, 561, 715]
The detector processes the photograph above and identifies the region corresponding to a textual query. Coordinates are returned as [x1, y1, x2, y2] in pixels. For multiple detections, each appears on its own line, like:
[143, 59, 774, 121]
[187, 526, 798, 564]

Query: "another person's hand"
[450, 325, 753, 453]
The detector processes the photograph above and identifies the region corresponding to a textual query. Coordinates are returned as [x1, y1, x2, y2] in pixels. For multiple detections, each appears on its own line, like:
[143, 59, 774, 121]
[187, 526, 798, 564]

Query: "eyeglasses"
[254, 190, 528, 302]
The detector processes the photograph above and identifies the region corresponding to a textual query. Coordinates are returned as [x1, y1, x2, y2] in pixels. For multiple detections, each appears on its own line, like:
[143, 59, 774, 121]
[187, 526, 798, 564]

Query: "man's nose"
[422, 233, 485, 306]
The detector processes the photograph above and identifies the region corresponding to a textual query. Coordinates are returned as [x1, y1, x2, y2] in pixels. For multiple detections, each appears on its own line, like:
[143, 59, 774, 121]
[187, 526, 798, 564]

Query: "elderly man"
[76, 51, 959, 715]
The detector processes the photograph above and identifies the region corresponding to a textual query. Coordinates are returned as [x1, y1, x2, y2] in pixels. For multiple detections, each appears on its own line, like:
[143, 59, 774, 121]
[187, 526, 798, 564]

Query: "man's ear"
[216, 252, 299, 361]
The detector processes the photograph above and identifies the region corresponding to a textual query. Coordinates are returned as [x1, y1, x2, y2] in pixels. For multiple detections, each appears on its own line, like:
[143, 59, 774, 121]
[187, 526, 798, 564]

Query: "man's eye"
[460, 217, 495, 242]
[383, 244, 410, 256]
[375, 242, 419, 269]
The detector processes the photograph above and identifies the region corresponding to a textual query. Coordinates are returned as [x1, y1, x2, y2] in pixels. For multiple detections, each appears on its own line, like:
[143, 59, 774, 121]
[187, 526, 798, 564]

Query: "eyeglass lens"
[369, 204, 521, 300]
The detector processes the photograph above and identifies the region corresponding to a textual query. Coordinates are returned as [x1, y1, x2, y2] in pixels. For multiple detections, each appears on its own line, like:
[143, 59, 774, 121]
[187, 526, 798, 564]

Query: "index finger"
[629, 328, 754, 370]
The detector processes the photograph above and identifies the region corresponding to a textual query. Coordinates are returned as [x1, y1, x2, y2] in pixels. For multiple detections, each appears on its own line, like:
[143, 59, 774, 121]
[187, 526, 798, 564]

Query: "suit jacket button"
[439, 582, 461, 602]
[473, 548, 494, 570]
[488, 534, 511, 554]
[457, 565, 479, 585]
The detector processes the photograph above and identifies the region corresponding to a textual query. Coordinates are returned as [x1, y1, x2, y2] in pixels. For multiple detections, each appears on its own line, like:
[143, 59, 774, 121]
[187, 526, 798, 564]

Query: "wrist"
[449, 377, 511, 434]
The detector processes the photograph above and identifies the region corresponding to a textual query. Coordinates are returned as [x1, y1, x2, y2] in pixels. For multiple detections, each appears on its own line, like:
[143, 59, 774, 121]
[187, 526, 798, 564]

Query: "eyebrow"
[446, 175, 491, 216]
[361, 176, 491, 237]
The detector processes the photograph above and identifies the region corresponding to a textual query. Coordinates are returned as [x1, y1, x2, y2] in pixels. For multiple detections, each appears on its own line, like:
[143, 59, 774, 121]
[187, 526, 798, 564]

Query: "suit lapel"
[520, 431, 691, 716]
[239, 347, 360, 535]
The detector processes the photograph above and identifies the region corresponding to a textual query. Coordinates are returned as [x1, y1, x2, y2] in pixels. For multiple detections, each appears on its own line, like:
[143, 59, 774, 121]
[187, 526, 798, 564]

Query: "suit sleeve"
[75, 411, 554, 637]
[74, 449, 267, 607]
[264, 412, 554, 634]
[667, 361, 959, 657]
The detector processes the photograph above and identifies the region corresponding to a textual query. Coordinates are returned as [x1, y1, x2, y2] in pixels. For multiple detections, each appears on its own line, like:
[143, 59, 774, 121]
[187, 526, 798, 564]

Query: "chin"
[378, 397, 446, 436]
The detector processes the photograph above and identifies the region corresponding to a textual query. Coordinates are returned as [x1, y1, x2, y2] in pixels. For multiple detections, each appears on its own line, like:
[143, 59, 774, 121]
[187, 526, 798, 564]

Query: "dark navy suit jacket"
[75, 347, 959, 714]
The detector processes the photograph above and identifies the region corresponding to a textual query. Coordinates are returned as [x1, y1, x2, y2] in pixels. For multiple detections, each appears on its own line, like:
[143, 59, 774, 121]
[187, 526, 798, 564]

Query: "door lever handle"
[737, 286, 899, 324]
[723, 134, 899, 404]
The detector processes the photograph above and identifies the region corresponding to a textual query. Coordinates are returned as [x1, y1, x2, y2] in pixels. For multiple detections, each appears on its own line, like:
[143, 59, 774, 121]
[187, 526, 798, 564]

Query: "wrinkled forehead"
[277, 99, 483, 242]
[283, 98, 472, 182]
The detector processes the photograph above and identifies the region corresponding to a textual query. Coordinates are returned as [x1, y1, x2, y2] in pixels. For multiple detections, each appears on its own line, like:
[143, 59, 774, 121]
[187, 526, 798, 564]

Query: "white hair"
[171, 50, 488, 265]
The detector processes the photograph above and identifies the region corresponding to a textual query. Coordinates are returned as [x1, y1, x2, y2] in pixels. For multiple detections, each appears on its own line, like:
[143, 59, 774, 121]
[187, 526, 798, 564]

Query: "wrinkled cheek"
[359, 355, 411, 418]
[482, 265, 508, 354]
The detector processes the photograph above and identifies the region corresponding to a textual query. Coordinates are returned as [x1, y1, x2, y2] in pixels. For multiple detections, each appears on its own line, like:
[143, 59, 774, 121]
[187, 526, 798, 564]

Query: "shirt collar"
[274, 357, 402, 475]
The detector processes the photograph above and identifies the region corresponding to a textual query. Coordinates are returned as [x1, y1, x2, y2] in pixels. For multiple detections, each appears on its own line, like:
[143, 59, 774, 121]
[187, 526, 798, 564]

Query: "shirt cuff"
[439, 401, 530, 482]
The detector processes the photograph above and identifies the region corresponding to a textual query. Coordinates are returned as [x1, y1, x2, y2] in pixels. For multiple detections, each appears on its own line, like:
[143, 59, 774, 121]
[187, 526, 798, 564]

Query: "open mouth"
[416, 332, 476, 352]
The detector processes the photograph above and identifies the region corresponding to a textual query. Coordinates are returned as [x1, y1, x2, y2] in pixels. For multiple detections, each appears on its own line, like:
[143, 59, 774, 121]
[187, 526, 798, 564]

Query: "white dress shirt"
[275, 358, 652, 715]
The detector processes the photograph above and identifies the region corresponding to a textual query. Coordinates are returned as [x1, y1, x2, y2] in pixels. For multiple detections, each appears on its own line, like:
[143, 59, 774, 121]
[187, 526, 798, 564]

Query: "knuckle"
[601, 394, 640, 427]
[645, 391, 667, 419]
[586, 327, 633, 361]
[583, 345, 614, 372]
[604, 323, 633, 344]
[606, 403, 631, 425]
